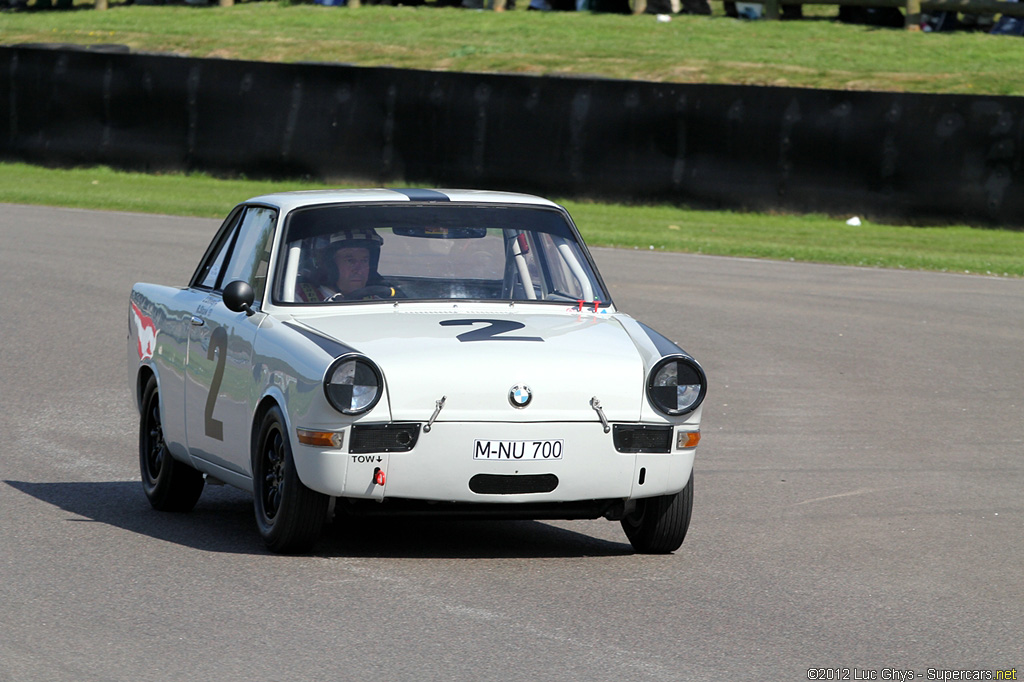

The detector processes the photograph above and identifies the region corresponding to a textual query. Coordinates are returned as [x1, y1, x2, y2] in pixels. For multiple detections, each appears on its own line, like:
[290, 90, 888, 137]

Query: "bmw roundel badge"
[509, 385, 532, 408]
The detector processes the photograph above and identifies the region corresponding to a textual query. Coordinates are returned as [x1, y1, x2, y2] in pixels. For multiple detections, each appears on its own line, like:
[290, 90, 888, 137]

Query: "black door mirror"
[223, 280, 256, 316]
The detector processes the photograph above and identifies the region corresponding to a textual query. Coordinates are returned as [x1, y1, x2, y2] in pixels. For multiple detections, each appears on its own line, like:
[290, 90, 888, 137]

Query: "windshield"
[273, 203, 609, 305]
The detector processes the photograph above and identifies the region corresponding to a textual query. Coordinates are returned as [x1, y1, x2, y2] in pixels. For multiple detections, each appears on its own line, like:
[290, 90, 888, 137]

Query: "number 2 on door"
[205, 326, 227, 440]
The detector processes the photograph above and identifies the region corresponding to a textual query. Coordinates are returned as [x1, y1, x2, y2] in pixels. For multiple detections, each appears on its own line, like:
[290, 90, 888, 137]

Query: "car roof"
[243, 188, 561, 213]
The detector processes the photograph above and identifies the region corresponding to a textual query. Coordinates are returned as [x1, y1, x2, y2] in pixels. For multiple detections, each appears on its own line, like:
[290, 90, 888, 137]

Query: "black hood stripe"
[282, 321, 357, 359]
[637, 322, 686, 357]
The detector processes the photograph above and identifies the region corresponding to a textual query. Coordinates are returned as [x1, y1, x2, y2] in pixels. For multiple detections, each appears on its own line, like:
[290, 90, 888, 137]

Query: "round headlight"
[647, 356, 706, 416]
[324, 355, 383, 415]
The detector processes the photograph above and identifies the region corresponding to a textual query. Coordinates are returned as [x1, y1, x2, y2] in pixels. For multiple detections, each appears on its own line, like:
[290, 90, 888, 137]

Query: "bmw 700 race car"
[128, 188, 707, 554]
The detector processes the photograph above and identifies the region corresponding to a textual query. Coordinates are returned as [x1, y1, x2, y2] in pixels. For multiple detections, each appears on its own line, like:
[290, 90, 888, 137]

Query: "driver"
[296, 228, 393, 302]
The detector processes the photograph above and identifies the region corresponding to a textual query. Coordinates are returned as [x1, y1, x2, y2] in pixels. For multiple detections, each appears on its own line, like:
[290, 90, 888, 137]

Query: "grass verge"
[4, 3, 1024, 95]
[3, 161, 1021, 276]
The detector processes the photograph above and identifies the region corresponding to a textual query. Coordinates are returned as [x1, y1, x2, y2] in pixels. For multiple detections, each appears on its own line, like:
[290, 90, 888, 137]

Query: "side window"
[193, 212, 242, 290]
[220, 206, 278, 303]
[506, 231, 545, 300]
[537, 232, 582, 299]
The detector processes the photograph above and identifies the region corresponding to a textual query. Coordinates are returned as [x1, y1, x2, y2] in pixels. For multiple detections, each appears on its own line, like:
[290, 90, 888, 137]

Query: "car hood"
[298, 306, 645, 423]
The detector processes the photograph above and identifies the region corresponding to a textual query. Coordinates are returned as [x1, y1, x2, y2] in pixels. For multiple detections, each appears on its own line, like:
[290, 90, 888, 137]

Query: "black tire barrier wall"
[3, 44, 1023, 227]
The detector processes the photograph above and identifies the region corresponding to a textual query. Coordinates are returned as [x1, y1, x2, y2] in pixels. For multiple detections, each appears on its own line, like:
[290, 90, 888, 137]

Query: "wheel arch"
[135, 364, 157, 413]
[250, 392, 286, 466]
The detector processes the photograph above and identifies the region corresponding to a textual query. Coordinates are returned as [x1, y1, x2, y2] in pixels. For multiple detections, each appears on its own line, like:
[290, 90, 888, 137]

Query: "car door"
[184, 205, 277, 478]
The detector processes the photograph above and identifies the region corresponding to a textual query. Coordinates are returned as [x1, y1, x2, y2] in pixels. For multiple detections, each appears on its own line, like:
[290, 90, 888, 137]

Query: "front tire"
[139, 375, 204, 512]
[252, 406, 329, 554]
[621, 470, 693, 554]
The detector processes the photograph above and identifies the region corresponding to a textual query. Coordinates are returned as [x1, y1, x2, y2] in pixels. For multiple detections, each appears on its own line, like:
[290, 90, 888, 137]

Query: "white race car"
[128, 189, 706, 554]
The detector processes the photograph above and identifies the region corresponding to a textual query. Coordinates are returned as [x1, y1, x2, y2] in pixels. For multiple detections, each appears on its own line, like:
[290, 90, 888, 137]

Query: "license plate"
[473, 439, 564, 461]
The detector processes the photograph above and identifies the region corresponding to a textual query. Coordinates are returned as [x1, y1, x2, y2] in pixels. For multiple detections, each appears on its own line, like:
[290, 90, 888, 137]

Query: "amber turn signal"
[676, 430, 700, 449]
[297, 429, 344, 449]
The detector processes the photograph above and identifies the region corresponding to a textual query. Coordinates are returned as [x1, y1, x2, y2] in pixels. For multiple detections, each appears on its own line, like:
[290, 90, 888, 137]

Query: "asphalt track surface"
[1, 203, 1021, 682]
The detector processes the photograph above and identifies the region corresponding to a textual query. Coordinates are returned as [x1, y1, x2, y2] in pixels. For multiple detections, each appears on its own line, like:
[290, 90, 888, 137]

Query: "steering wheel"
[335, 285, 404, 301]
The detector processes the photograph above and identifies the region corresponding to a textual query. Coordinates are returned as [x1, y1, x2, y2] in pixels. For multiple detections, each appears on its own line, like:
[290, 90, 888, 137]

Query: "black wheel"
[252, 406, 329, 554]
[621, 470, 693, 554]
[139, 375, 204, 512]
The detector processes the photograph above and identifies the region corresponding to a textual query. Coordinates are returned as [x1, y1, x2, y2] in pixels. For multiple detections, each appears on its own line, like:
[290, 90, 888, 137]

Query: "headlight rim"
[323, 353, 384, 416]
[646, 354, 707, 417]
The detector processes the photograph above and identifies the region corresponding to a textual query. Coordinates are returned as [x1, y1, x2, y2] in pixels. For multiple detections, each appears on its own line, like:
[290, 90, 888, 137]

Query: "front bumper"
[292, 421, 697, 506]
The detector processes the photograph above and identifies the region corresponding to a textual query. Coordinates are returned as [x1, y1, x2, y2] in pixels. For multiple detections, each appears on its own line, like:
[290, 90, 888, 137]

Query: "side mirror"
[223, 280, 256, 316]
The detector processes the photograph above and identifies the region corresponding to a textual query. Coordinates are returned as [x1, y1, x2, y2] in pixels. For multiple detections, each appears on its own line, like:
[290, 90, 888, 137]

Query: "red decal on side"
[131, 301, 158, 360]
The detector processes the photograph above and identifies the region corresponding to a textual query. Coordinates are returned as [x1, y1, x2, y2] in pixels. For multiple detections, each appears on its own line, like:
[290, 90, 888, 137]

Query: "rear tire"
[621, 470, 693, 554]
[139, 376, 204, 512]
[253, 406, 329, 554]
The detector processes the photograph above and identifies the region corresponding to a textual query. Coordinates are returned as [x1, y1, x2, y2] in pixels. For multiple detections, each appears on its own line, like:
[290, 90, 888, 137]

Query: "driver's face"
[333, 247, 370, 295]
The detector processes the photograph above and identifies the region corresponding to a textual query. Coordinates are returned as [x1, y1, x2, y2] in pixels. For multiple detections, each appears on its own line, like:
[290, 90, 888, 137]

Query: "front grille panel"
[469, 473, 558, 495]
[612, 424, 672, 453]
[349, 423, 421, 454]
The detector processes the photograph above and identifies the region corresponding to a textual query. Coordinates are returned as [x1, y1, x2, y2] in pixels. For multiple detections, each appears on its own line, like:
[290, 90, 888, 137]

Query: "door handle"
[191, 316, 205, 327]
